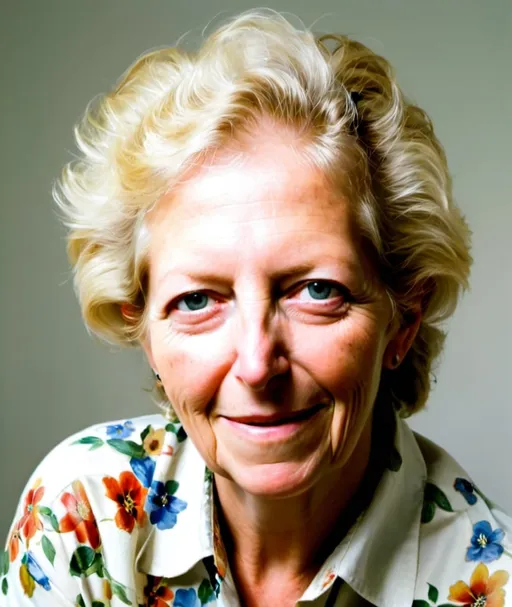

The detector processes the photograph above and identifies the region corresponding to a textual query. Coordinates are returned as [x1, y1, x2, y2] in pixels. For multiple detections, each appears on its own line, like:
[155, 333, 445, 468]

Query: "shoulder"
[12, 413, 169, 502]
[414, 431, 510, 527]
[413, 431, 512, 604]
[2, 413, 170, 605]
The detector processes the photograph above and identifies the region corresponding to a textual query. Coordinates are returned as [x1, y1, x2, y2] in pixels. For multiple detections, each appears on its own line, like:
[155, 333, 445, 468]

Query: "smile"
[219, 403, 328, 441]
[227, 403, 327, 426]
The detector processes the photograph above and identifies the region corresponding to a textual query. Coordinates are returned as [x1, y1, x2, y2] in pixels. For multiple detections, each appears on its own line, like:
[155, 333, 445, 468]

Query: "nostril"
[234, 349, 290, 391]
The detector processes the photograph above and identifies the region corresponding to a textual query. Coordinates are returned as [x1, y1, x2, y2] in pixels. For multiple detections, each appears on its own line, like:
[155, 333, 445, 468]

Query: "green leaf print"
[109, 580, 131, 605]
[421, 500, 436, 524]
[165, 480, 179, 495]
[412, 601, 430, 607]
[72, 436, 104, 451]
[103, 567, 132, 605]
[69, 546, 104, 578]
[198, 578, 216, 604]
[421, 483, 453, 523]
[427, 583, 439, 603]
[165, 423, 188, 442]
[2, 577, 8, 596]
[42, 535, 56, 566]
[92, 552, 104, 578]
[106, 439, 146, 459]
[426, 484, 453, 513]
[140, 425, 152, 442]
[0, 550, 9, 576]
[39, 506, 60, 532]
[76, 594, 86, 607]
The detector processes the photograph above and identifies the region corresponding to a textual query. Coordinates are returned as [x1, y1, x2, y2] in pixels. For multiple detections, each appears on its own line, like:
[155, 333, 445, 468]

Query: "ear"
[383, 308, 422, 370]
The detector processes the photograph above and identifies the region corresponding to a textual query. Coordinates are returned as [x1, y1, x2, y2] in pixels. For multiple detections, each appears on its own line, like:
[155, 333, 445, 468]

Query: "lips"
[225, 402, 327, 427]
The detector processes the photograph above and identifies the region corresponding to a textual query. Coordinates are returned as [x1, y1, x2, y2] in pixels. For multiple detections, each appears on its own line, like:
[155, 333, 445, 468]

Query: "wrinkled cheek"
[298, 337, 383, 465]
[329, 379, 372, 463]
[160, 361, 222, 465]
[152, 329, 232, 413]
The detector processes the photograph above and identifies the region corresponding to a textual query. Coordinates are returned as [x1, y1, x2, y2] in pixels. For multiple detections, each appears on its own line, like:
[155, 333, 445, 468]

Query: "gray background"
[1, 0, 511, 541]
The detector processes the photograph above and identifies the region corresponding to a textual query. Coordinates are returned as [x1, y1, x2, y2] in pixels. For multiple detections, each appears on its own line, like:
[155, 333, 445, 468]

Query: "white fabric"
[3, 413, 512, 606]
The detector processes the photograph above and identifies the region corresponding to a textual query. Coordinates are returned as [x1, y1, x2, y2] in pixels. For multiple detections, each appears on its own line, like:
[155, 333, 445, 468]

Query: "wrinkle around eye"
[165, 303, 229, 335]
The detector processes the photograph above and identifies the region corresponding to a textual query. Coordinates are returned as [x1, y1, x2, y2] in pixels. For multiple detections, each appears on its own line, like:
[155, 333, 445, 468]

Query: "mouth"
[225, 402, 328, 427]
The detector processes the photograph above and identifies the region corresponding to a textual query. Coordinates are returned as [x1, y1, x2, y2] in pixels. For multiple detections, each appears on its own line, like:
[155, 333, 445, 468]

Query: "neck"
[216, 468, 364, 574]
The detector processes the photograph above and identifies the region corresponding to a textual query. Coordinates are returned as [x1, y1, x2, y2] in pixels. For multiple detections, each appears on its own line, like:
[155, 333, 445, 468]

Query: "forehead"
[145, 138, 366, 281]
[152, 136, 351, 221]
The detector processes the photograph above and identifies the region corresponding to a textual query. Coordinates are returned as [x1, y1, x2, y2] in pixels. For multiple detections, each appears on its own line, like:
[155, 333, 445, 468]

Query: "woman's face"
[143, 134, 406, 498]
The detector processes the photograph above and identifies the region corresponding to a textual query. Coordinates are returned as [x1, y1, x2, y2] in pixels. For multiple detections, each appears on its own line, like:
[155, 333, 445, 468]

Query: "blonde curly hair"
[54, 10, 471, 417]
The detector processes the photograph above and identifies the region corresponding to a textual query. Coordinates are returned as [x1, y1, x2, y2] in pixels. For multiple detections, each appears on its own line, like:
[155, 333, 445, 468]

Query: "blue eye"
[306, 281, 336, 300]
[177, 292, 210, 312]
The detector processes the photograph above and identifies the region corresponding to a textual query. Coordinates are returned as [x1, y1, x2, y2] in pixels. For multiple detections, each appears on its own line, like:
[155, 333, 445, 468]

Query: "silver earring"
[153, 370, 161, 382]
[391, 354, 400, 368]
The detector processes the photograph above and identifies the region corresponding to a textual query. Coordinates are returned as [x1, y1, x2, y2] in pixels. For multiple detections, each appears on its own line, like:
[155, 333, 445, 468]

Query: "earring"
[391, 354, 400, 368]
[153, 370, 161, 382]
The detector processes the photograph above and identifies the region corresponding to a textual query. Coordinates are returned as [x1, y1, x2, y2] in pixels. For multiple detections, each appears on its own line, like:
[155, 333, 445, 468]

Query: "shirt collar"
[136, 415, 427, 607]
[301, 416, 427, 607]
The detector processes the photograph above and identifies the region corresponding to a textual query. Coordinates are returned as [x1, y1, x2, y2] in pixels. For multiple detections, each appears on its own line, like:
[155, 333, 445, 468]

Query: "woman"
[3, 10, 511, 607]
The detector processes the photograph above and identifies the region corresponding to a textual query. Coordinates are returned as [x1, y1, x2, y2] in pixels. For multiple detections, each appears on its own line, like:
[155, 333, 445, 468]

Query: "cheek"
[150, 327, 235, 473]
[294, 321, 387, 458]
[150, 327, 234, 417]
[295, 321, 385, 396]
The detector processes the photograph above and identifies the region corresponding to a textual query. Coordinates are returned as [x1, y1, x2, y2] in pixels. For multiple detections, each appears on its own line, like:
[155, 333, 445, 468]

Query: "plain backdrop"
[1, 0, 511, 542]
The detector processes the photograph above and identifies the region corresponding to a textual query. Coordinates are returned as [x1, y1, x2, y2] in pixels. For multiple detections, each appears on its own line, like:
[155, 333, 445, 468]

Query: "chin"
[219, 457, 327, 498]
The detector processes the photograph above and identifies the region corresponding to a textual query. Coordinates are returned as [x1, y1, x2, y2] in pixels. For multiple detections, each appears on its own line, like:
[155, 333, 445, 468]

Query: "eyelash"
[167, 280, 351, 318]
[290, 280, 350, 304]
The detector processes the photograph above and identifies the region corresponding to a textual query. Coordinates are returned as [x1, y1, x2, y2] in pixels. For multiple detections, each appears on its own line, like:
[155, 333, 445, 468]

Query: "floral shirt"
[2, 413, 512, 607]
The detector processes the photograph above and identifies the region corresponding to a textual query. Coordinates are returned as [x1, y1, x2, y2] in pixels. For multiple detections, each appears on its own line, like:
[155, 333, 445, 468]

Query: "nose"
[232, 304, 290, 392]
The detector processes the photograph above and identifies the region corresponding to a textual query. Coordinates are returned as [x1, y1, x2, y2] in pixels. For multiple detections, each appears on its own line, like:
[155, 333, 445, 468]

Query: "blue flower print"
[466, 520, 505, 563]
[106, 420, 135, 439]
[145, 480, 187, 530]
[130, 456, 156, 488]
[454, 477, 478, 505]
[174, 588, 200, 607]
[24, 552, 51, 591]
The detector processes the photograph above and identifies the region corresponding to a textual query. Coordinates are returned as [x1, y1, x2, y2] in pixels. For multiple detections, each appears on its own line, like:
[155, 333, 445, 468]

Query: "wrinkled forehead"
[142, 139, 378, 296]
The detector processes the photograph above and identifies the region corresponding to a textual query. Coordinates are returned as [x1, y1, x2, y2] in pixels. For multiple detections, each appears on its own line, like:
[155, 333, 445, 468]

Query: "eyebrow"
[268, 262, 318, 282]
[155, 258, 360, 291]
[155, 268, 230, 290]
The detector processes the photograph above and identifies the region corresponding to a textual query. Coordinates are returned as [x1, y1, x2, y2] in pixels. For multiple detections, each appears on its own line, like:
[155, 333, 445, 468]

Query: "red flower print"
[144, 575, 174, 607]
[103, 471, 147, 533]
[8, 523, 21, 562]
[18, 479, 44, 542]
[448, 562, 509, 607]
[59, 480, 101, 549]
